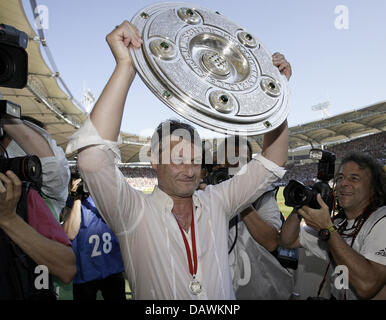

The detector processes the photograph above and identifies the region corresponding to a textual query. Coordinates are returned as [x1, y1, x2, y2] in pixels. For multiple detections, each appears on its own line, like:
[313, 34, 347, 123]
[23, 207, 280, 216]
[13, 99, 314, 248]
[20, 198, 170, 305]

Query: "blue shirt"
[68, 197, 124, 284]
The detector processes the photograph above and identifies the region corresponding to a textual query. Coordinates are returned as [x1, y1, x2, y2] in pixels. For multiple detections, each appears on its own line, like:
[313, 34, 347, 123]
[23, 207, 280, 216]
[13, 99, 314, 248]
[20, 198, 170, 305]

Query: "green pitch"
[276, 186, 293, 219]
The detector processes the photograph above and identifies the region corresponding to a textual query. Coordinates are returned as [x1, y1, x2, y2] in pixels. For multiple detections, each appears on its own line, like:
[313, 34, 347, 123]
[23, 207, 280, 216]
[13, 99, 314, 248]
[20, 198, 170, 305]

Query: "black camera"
[0, 102, 42, 185]
[0, 24, 28, 89]
[203, 167, 231, 185]
[283, 149, 336, 212]
[0, 154, 42, 186]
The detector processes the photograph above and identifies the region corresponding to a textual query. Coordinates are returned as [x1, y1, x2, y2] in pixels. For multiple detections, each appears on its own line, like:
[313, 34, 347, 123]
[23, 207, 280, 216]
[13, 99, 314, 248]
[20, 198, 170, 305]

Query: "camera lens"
[204, 167, 231, 185]
[0, 155, 42, 185]
[290, 185, 308, 204]
[283, 180, 314, 208]
[213, 170, 230, 184]
[24, 155, 42, 183]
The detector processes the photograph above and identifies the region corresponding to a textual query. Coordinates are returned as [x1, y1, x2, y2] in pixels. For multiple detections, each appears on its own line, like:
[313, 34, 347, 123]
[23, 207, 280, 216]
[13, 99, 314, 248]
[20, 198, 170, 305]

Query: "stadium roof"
[1, 0, 385, 162]
[250, 100, 386, 153]
[0, 0, 150, 163]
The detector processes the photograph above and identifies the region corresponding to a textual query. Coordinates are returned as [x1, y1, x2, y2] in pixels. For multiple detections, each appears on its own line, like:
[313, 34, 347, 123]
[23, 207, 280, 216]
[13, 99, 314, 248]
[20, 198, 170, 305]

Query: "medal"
[189, 277, 202, 295]
[175, 208, 202, 295]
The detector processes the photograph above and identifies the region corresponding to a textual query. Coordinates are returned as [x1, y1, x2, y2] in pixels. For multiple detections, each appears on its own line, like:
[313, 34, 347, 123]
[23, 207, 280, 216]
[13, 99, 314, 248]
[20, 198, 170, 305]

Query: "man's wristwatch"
[318, 225, 337, 242]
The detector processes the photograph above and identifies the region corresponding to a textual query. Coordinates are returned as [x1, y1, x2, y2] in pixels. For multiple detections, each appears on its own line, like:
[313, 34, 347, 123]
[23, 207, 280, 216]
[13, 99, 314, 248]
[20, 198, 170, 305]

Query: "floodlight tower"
[311, 101, 330, 119]
[81, 81, 95, 113]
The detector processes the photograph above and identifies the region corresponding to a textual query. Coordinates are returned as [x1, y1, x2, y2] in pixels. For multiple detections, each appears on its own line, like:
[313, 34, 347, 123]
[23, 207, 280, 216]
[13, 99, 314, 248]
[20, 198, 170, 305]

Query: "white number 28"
[89, 232, 113, 257]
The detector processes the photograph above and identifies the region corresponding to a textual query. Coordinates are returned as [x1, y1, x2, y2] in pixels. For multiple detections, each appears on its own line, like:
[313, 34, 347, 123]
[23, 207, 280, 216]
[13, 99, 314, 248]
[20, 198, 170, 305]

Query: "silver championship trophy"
[130, 2, 289, 135]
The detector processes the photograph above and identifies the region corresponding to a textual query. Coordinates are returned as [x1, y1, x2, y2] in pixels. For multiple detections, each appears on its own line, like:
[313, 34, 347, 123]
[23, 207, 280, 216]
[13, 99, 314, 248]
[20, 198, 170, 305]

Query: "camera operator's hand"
[106, 21, 143, 66]
[70, 177, 84, 201]
[0, 170, 22, 226]
[297, 194, 333, 231]
[70, 178, 82, 193]
[197, 182, 208, 191]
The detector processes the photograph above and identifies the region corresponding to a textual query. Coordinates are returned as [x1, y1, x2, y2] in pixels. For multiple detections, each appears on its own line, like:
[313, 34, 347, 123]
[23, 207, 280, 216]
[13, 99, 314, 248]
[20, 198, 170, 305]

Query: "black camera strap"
[228, 215, 239, 254]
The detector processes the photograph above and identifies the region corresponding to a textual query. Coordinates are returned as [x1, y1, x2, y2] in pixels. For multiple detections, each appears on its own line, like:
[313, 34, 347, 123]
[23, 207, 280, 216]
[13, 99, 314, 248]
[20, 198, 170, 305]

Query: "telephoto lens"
[0, 155, 42, 185]
[203, 167, 230, 185]
[283, 180, 317, 208]
[283, 179, 335, 212]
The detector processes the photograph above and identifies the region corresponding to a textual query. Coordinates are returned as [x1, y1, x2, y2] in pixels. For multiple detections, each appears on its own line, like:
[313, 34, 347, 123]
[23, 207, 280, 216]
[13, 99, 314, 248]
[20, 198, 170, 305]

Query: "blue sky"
[21, 0, 386, 138]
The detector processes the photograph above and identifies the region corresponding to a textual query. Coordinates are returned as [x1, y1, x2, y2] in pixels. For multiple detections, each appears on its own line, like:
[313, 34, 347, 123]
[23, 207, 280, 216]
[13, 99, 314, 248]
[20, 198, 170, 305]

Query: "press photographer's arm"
[298, 196, 386, 299]
[280, 197, 386, 299]
[0, 171, 76, 284]
[2, 118, 54, 157]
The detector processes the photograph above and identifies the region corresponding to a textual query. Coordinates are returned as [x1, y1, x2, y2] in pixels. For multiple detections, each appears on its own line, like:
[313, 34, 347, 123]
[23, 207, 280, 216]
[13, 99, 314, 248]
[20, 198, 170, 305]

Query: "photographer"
[0, 161, 76, 299]
[2, 116, 70, 220]
[0, 24, 75, 299]
[279, 152, 386, 299]
[206, 135, 294, 299]
[62, 173, 126, 300]
[0, 119, 76, 300]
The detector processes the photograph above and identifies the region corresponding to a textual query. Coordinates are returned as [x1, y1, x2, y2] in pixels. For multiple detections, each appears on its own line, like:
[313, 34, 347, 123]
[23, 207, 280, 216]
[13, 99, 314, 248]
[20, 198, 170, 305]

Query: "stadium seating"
[282, 131, 385, 185]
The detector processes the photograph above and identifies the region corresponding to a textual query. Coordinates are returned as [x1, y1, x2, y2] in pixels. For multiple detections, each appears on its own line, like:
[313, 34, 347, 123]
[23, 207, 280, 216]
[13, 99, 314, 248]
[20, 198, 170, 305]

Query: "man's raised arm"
[261, 52, 291, 167]
[66, 22, 144, 234]
[90, 21, 142, 141]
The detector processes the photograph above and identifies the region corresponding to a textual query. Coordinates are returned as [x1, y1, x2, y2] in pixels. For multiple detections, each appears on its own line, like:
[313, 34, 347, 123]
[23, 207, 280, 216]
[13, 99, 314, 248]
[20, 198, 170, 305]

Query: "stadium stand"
[281, 131, 386, 186]
[120, 167, 158, 191]
[1, 1, 385, 166]
[325, 131, 385, 164]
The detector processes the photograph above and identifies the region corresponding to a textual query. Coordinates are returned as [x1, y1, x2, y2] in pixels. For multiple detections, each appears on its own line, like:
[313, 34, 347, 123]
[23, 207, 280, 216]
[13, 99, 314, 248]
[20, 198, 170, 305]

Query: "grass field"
[276, 186, 293, 219]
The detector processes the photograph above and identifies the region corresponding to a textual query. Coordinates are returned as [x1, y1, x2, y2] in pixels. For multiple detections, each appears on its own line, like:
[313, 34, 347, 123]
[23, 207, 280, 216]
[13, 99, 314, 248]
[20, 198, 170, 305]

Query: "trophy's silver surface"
[130, 2, 289, 135]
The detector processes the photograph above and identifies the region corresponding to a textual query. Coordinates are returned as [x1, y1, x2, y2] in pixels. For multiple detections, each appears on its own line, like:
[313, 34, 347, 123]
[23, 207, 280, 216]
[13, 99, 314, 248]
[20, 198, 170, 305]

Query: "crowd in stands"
[120, 167, 158, 191]
[118, 132, 385, 189]
[325, 131, 385, 164]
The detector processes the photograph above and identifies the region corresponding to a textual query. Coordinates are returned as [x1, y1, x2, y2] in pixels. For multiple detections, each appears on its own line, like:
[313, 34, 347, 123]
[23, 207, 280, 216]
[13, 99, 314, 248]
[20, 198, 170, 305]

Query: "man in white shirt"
[67, 21, 291, 299]
[280, 152, 386, 299]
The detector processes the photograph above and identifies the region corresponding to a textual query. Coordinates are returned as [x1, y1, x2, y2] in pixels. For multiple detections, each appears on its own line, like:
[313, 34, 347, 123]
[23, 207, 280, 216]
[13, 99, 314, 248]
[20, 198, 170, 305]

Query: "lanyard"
[175, 210, 198, 278]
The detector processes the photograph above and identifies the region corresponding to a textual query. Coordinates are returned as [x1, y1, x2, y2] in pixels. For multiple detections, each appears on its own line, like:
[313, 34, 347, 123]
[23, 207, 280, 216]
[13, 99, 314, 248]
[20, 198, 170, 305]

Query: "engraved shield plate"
[130, 2, 289, 135]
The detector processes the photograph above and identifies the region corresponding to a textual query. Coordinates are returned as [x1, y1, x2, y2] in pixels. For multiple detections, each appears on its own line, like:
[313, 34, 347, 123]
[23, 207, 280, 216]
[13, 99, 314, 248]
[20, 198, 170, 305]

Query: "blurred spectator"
[62, 174, 126, 300]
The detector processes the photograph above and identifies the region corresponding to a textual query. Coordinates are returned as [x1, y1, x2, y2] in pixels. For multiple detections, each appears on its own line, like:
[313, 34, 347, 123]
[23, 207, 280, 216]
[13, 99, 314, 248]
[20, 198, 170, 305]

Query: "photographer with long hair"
[280, 152, 386, 299]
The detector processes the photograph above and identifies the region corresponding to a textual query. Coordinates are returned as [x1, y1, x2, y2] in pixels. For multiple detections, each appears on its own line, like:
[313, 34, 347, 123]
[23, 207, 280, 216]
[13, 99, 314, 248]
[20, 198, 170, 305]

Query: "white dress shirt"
[66, 117, 286, 299]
